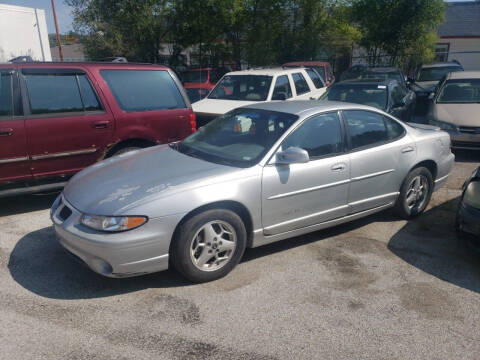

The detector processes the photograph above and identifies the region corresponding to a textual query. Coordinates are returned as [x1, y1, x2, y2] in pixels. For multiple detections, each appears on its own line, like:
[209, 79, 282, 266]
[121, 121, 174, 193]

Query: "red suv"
[283, 61, 335, 87]
[0, 62, 196, 197]
[181, 67, 230, 103]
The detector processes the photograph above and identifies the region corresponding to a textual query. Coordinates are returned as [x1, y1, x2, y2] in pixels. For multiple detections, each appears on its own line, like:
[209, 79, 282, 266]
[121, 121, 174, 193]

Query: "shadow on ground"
[453, 149, 480, 164]
[8, 197, 480, 299]
[0, 193, 59, 217]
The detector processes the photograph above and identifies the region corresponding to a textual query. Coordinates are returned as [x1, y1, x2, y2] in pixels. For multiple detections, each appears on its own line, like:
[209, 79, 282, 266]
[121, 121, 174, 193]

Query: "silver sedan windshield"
[177, 108, 298, 167]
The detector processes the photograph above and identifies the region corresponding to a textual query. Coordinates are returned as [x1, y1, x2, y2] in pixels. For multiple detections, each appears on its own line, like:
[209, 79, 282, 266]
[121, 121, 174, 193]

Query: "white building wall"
[0, 4, 51, 62]
[442, 38, 480, 71]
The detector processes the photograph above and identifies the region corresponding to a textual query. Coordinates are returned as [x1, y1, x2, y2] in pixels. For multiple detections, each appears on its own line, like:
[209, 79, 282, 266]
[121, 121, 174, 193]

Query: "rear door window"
[25, 73, 84, 114]
[272, 75, 293, 100]
[343, 110, 389, 150]
[24, 71, 102, 115]
[292, 73, 310, 95]
[384, 116, 405, 140]
[101, 70, 186, 112]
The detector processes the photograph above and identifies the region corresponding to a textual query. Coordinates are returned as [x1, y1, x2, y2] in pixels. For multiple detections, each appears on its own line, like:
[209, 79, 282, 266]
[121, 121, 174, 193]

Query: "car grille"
[451, 140, 480, 149]
[459, 126, 480, 134]
[58, 205, 72, 221]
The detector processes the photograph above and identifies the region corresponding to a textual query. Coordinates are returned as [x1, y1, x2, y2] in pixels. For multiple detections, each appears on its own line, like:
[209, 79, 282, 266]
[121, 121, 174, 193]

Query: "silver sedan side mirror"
[275, 147, 309, 165]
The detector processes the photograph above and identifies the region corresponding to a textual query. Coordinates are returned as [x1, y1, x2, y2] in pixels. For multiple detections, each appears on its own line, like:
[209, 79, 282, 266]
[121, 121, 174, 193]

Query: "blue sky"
[0, 0, 474, 35]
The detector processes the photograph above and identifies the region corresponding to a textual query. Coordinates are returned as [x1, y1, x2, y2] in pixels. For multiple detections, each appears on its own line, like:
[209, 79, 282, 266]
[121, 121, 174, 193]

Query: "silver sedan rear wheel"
[405, 174, 429, 211]
[190, 221, 237, 271]
[395, 166, 433, 219]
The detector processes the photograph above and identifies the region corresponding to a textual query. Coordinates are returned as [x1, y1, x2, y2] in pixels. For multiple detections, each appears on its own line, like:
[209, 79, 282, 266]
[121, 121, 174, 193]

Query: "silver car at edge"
[51, 101, 455, 283]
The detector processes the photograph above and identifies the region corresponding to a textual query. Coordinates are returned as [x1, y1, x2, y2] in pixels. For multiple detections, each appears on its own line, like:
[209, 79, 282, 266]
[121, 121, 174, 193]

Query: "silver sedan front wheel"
[172, 209, 247, 283]
[190, 221, 237, 271]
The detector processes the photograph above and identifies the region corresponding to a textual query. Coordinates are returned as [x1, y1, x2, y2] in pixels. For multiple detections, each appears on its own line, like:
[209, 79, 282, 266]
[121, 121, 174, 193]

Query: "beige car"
[428, 71, 480, 150]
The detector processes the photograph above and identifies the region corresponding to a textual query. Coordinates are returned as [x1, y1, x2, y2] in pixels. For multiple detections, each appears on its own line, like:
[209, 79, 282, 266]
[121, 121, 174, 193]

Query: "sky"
[0, 0, 475, 35]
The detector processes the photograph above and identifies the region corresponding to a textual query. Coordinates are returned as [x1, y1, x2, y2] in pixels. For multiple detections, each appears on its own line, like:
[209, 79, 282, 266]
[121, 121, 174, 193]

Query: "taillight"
[189, 112, 196, 133]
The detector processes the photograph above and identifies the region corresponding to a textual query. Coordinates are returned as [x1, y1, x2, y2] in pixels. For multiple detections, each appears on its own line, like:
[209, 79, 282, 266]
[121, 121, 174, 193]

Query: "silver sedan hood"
[63, 145, 239, 215]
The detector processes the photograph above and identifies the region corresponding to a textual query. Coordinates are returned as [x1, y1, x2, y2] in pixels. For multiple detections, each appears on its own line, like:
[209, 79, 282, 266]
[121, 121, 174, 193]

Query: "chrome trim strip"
[349, 192, 399, 207]
[435, 174, 449, 184]
[351, 169, 395, 182]
[264, 204, 349, 234]
[267, 179, 351, 200]
[122, 254, 169, 266]
[31, 148, 97, 161]
[0, 156, 29, 164]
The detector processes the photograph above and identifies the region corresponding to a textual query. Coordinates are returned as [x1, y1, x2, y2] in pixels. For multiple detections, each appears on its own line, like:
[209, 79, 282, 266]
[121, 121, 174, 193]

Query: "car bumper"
[450, 132, 480, 150]
[457, 202, 480, 250]
[51, 194, 184, 278]
[434, 152, 455, 192]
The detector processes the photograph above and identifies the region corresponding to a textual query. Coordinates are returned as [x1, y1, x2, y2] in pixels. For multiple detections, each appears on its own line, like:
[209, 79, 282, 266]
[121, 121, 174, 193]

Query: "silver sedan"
[51, 101, 454, 282]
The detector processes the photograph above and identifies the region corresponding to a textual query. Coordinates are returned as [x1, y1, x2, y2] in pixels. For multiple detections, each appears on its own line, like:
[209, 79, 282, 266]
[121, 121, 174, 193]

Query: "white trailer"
[0, 4, 51, 62]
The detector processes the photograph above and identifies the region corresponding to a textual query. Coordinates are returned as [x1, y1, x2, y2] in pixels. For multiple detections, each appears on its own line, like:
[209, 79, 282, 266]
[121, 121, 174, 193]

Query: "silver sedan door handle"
[331, 163, 346, 172]
[401, 146, 414, 153]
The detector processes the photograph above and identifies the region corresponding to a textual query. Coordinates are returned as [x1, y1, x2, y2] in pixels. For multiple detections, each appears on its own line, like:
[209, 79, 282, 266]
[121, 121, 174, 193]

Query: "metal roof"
[438, 1, 480, 37]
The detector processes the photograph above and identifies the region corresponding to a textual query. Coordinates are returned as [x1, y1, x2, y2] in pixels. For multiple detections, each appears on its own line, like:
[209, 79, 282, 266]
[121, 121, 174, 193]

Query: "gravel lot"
[1, 151, 479, 360]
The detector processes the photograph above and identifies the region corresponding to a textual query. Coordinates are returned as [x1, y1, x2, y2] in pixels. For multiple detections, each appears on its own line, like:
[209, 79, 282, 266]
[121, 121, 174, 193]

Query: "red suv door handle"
[92, 121, 110, 129]
[0, 128, 13, 136]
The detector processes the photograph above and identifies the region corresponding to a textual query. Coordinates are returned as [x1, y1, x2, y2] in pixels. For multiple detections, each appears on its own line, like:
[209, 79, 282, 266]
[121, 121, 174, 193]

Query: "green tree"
[66, 0, 176, 62]
[352, 0, 445, 66]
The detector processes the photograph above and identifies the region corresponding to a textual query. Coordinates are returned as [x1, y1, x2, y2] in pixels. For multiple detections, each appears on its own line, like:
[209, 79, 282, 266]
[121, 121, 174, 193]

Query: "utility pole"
[51, 0, 63, 61]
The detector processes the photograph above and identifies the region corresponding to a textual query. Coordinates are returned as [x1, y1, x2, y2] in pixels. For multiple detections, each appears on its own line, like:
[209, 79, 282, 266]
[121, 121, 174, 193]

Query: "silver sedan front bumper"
[51, 194, 184, 278]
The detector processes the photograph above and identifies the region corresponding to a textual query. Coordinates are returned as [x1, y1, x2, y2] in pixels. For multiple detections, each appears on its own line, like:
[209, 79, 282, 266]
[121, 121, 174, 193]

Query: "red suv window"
[101, 70, 186, 112]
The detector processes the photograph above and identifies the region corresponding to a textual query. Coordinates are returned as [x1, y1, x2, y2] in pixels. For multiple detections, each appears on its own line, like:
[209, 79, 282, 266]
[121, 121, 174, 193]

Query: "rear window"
[292, 73, 310, 95]
[181, 70, 208, 83]
[101, 70, 186, 112]
[305, 68, 324, 89]
[418, 66, 463, 82]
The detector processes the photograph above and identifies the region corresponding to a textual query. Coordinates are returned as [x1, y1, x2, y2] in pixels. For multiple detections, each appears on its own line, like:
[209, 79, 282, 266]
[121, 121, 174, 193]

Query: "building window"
[434, 43, 450, 62]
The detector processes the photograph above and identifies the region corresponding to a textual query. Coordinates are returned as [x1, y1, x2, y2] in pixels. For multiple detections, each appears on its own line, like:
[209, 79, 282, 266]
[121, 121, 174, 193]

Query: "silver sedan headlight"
[430, 119, 458, 132]
[81, 214, 148, 232]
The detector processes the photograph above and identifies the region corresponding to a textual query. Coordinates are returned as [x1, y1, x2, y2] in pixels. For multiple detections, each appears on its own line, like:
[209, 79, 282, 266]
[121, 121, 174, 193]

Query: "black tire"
[394, 166, 433, 219]
[110, 146, 141, 157]
[171, 209, 247, 283]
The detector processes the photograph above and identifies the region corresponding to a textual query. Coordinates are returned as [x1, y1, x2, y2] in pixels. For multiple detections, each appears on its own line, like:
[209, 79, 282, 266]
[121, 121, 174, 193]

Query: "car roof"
[421, 62, 462, 69]
[223, 67, 309, 77]
[182, 68, 212, 72]
[283, 61, 330, 67]
[334, 78, 393, 86]
[366, 67, 401, 73]
[447, 70, 480, 79]
[0, 62, 170, 71]
[241, 100, 378, 117]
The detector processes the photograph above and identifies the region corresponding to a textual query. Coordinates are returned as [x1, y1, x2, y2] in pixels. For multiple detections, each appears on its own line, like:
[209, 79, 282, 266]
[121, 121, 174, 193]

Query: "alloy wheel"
[190, 220, 237, 272]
